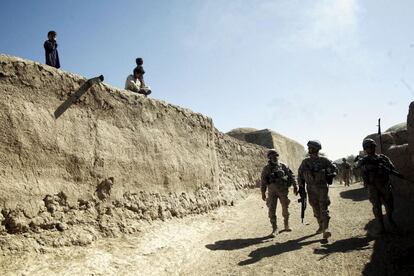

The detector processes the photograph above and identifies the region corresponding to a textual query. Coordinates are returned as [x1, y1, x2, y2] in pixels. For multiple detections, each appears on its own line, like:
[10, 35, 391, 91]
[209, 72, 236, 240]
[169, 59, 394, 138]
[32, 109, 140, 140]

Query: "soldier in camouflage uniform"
[341, 158, 352, 186]
[261, 149, 298, 236]
[298, 140, 337, 239]
[357, 138, 397, 234]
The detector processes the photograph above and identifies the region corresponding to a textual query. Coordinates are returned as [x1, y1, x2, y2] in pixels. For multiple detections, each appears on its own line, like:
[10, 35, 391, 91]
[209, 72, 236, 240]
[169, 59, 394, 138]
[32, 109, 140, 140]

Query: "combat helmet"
[307, 140, 322, 150]
[267, 149, 279, 158]
[362, 138, 376, 149]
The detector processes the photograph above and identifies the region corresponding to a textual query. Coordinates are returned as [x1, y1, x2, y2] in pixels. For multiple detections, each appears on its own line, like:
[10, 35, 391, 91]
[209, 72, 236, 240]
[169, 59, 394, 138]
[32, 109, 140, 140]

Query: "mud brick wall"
[0, 55, 303, 247]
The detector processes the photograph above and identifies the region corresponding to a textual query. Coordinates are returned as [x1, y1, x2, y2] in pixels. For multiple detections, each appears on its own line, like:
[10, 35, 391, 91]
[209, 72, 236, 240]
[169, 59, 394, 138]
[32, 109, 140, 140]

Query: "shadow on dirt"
[313, 235, 374, 260]
[238, 233, 322, 266]
[205, 235, 274, 251]
[362, 195, 414, 275]
[339, 186, 368, 202]
[362, 229, 414, 275]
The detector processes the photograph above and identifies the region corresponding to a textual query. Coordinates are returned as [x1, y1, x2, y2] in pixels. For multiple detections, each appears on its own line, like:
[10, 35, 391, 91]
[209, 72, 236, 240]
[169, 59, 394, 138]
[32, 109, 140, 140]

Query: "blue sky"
[1, 0, 413, 159]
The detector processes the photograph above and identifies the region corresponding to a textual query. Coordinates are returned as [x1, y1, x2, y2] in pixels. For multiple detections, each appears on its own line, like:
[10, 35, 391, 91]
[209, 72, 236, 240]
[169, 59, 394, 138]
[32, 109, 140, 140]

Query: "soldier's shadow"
[238, 233, 322, 266]
[340, 186, 368, 201]
[205, 235, 274, 251]
[313, 235, 374, 260]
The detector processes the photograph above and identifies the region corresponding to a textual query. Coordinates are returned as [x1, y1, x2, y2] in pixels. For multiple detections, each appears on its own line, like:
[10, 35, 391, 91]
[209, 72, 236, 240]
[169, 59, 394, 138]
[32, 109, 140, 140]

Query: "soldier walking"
[298, 140, 337, 239]
[357, 138, 397, 235]
[341, 158, 352, 186]
[261, 149, 298, 236]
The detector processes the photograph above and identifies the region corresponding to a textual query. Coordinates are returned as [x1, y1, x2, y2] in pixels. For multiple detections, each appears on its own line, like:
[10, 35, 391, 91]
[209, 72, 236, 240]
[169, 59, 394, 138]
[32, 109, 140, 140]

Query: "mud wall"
[0, 55, 275, 248]
[227, 128, 305, 173]
[0, 55, 221, 209]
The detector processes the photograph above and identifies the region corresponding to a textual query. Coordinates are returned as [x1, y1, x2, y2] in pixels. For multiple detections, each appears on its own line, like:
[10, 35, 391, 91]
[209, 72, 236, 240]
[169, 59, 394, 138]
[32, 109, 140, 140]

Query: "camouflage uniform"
[298, 155, 336, 234]
[341, 160, 352, 186]
[358, 153, 395, 230]
[261, 159, 297, 232]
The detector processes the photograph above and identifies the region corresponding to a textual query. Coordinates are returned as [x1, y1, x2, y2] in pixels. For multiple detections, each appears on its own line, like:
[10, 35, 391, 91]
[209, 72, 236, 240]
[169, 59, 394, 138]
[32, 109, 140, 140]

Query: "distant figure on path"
[44, 30, 60, 68]
[341, 158, 352, 186]
[125, 67, 151, 96]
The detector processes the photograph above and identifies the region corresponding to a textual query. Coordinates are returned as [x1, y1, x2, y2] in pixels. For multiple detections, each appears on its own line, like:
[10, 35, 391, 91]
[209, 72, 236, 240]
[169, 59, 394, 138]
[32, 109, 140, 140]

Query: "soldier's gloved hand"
[261, 192, 266, 201]
[293, 186, 298, 195]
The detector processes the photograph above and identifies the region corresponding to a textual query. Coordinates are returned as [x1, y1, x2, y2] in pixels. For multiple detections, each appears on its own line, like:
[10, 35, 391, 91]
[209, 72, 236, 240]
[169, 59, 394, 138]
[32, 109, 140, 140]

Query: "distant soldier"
[357, 138, 397, 235]
[353, 165, 362, 183]
[44, 30, 60, 69]
[298, 140, 337, 239]
[341, 158, 352, 186]
[353, 155, 364, 184]
[261, 149, 298, 236]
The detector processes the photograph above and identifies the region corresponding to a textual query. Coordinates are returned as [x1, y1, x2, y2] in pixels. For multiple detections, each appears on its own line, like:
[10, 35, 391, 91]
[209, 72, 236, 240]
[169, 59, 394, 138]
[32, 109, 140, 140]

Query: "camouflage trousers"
[342, 171, 351, 186]
[307, 184, 330, 230]
[367, 181, 394, 222]
[266, 183, 290, 227]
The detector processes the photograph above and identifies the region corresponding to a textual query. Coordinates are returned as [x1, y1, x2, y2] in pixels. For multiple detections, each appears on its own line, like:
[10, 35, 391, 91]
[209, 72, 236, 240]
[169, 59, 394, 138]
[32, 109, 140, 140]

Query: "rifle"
[298, 186, 307, 223]
[378, 162, 414, 184]
[377, 118, 383, 154]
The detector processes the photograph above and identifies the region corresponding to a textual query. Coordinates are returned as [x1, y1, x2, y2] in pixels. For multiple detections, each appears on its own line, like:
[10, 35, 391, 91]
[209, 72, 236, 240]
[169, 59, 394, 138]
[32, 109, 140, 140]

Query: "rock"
[386, 122, 407, 132]
[0, 211, 6, 235]
[2, 209, 30, 234]
[96, 177, 114, 200]
[55, 222, 66, 232]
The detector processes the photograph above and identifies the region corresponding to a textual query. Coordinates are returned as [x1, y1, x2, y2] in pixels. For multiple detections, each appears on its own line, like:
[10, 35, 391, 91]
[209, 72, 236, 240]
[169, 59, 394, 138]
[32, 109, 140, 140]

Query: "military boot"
[323, 230, 331, 239]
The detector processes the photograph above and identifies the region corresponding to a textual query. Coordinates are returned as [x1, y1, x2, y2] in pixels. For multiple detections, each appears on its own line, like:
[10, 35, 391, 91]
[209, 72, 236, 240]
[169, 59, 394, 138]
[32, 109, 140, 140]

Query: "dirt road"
[0, 183, 394, 275]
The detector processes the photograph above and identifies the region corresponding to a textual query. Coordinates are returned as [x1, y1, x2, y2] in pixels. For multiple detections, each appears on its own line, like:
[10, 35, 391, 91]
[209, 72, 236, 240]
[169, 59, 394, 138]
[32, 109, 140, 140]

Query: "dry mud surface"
[1, 183, 413, 276]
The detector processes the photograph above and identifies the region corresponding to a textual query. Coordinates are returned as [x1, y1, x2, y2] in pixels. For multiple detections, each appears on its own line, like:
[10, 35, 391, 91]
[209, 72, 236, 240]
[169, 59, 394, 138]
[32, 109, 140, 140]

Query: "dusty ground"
[1, 183, 413, 276]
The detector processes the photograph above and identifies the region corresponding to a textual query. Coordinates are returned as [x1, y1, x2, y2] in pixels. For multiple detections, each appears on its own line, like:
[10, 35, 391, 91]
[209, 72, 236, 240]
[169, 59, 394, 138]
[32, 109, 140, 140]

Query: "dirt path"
[2, 183, 378, 275]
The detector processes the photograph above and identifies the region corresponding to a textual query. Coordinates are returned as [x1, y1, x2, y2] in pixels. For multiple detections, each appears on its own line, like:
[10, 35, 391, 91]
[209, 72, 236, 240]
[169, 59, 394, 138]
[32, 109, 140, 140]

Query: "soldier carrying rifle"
[261, 149, 298, 236]
[356, 138, 399, 235]
[298, 140, 337, 240]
